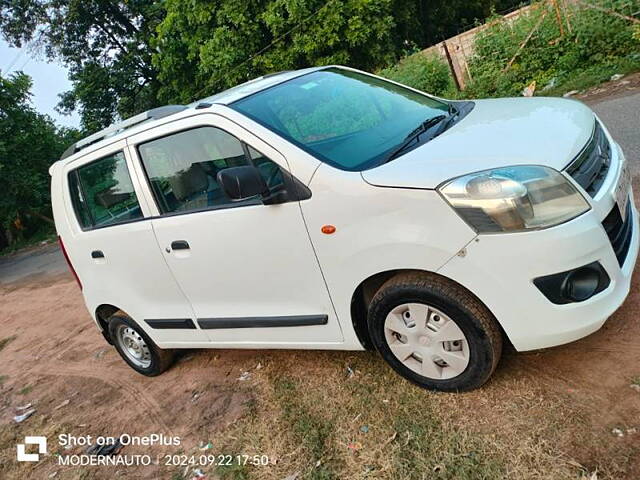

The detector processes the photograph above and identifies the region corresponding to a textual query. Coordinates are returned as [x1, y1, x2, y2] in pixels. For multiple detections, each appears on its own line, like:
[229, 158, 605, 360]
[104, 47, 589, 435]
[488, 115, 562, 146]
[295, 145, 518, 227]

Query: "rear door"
[61, 141, 206, 346]
[126, 114, 343, 347]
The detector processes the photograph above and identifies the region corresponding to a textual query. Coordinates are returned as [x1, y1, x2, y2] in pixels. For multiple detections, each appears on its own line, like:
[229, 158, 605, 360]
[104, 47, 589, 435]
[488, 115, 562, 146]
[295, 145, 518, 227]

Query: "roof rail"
[60, 105, 188, 160]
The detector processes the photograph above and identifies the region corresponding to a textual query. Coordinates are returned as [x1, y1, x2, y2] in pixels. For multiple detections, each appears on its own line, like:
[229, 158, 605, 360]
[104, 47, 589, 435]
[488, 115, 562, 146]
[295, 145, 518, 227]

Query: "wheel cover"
[116, 325, 152, 369]
[383, 303, 470, 380]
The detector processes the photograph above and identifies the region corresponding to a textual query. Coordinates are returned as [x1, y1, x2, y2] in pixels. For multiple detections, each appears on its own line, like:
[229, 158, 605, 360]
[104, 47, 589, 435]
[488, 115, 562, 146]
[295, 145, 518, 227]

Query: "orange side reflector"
[321, 225, 336, 235]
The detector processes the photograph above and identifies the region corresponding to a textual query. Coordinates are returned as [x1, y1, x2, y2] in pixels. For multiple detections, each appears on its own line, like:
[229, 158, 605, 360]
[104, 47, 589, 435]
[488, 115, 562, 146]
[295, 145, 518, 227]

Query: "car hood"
[361, 97, 595, 189]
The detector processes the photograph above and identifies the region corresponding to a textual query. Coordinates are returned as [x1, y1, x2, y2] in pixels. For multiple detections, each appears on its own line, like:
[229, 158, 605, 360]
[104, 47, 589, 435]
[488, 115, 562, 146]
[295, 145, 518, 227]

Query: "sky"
[1, 38, 80, 128]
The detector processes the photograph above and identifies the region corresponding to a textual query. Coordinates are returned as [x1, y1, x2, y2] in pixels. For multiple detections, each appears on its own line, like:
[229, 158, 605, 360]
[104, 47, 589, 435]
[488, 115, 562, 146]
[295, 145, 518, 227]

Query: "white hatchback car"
[51, 66, 638, 391]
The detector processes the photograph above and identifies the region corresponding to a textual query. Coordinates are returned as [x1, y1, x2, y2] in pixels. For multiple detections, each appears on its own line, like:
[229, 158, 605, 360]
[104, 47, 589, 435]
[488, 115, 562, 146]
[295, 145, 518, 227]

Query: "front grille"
[566, 121, 611, 197]
[602, 198, 633, 267]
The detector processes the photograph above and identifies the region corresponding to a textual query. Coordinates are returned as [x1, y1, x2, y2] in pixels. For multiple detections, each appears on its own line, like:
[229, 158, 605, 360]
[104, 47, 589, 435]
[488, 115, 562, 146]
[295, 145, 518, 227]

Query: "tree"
[152, 0, 421, 104]
[0, 72, 78, 247]
[0, 0, 522, 130]
[152, 0, 523, 104]
[414, 0, 524, 46]
[0, 0, 164, 132]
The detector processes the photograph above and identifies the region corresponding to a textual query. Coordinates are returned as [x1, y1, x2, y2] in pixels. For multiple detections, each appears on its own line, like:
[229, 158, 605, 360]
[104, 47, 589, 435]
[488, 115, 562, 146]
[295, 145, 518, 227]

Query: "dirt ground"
[5, 261, 640, 480]
[1, 80, 640, 480]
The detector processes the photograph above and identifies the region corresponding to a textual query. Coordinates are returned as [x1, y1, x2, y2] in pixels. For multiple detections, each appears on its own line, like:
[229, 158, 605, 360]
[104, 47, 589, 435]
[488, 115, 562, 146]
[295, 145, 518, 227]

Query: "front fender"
[303, 166, 476, 348]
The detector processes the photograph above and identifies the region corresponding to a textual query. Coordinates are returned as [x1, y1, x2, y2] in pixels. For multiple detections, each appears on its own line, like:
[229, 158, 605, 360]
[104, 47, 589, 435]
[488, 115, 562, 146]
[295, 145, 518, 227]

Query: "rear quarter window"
[68, 151, 143, 230]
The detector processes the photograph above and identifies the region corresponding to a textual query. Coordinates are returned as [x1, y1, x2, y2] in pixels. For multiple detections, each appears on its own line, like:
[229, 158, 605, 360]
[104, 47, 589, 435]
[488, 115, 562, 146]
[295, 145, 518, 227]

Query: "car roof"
[53, 65, 331, 171]
[191, 66, 324, 106]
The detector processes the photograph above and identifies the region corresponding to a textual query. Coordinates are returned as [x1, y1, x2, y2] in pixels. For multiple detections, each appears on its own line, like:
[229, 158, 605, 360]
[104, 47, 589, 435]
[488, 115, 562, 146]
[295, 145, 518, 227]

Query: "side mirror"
[217, 166, 269, 201]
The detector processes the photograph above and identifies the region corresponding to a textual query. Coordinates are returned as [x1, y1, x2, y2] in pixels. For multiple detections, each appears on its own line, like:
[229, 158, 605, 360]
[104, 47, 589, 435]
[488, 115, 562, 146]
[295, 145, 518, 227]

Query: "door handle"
[170, 240, 190, 251]
[91, 250, 105, 259]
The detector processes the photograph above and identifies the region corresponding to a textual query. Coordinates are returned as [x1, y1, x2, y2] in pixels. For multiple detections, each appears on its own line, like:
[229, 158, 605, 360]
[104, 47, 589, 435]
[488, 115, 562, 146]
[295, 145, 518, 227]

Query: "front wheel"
[368, 272, 502, 392]
[108, 313, 175, 376]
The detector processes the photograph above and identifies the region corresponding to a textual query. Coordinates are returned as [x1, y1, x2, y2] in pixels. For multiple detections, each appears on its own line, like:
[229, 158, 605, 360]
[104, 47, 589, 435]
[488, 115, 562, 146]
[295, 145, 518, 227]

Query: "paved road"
[589, 92, 640, 175]
[1, 91, 638, 284]
[0, 242, 68, 285]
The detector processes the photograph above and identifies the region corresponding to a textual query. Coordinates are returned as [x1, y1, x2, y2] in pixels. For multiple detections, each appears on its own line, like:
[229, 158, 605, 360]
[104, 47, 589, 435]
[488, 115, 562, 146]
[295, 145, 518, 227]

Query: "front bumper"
[438, 142, 638, 351]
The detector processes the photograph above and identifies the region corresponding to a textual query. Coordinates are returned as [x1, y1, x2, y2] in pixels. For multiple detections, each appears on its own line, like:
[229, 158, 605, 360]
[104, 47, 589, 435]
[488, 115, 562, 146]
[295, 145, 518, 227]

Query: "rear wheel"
[368, 272, 502, 392]
[108, 313, 174, 376]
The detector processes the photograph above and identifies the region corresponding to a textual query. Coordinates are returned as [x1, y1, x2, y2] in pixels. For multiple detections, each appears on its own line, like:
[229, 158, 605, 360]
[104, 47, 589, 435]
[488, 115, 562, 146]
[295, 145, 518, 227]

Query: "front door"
[127, 115, 343, 347]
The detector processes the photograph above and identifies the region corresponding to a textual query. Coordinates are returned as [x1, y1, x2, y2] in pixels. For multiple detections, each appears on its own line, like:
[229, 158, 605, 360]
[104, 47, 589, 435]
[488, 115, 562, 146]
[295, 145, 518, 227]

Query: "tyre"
[368, 272, 502, 392]
[108, 312, 175, 376]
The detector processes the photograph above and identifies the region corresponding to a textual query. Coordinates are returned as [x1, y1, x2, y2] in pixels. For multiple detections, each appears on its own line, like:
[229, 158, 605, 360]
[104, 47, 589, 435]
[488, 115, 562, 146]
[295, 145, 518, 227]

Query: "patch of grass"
[272, 377, 340, 479]
[243, 397, 259, 417]
[274, 378, 331, 459]
[18, 385, 33, 395]
[390, 406, 504, 479]
[631, 376, 640, 387]
[543, 57, 640, 97]
[216, 461, 251, 480]
[336, 357, 505, 480]
[208, 352, 513, 479]
[0, 336, 17, 353]
[0, 375, 7, 385]
[76, 469, 92, 480]
[201, 347, 640, 478]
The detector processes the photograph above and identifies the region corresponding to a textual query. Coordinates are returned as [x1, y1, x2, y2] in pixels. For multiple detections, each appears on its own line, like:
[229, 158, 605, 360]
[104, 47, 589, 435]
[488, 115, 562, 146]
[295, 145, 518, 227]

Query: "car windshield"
[230, 68, 450, 171]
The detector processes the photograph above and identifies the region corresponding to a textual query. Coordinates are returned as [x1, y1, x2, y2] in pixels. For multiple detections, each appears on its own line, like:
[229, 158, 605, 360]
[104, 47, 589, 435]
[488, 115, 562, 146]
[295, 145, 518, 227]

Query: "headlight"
[438, 166, 590, 233]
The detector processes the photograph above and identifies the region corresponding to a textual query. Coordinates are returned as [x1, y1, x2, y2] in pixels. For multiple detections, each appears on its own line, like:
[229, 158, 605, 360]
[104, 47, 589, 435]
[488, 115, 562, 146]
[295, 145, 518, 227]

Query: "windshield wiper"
[425, 106, 461, 142]
[384, 114, 448, 163]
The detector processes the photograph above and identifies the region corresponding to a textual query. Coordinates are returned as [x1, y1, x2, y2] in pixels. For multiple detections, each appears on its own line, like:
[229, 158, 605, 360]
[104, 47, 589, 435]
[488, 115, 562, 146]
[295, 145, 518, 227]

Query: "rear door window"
[68, 151, 143, 229]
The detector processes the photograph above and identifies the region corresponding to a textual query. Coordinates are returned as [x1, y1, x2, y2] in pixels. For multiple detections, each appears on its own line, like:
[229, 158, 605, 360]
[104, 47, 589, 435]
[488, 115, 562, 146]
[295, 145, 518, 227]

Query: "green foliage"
[0, 0, 165, 131]
[153, 0, 406, 104]
[412, 0, 526, 47]
[464, 1, 640, 98]
[152, 0, 520, 104]
[378, 53, 456, 97]
[542, 56, 640, 96]
[0, 72, 79, 247]
[0, 1, 521, 127]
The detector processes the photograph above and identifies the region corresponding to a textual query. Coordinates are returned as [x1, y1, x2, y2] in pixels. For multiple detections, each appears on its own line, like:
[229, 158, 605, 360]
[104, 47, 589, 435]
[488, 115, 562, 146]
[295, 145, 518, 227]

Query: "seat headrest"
[169, 163, 209, 201]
